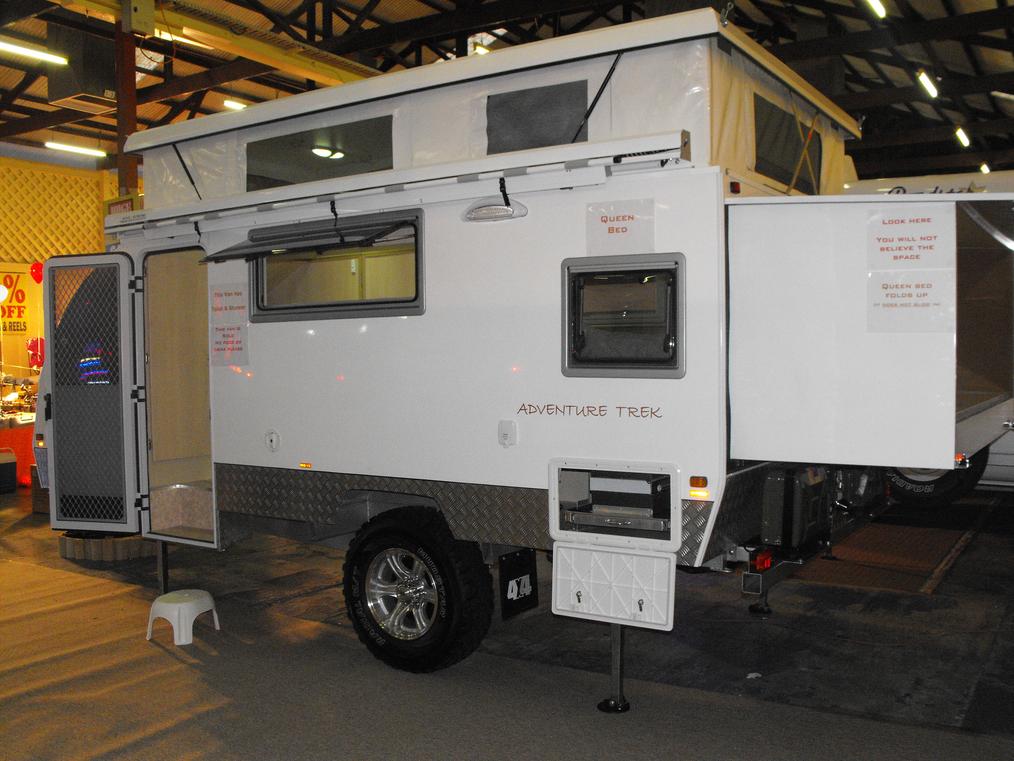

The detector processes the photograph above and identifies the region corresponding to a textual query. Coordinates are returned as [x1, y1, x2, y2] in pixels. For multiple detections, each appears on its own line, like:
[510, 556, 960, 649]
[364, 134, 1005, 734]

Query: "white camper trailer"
[37, 9, 1014, 674]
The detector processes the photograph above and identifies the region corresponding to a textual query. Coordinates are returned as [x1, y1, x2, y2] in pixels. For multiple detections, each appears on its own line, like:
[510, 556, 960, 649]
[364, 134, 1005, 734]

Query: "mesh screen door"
[47, 256, 138, 532]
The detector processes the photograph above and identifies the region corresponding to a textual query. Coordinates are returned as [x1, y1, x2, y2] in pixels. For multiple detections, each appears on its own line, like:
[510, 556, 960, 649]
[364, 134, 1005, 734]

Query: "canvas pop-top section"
[130, 10, 859, 212]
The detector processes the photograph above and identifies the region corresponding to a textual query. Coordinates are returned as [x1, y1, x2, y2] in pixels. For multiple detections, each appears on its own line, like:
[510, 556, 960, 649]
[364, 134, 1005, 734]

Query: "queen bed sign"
[587, 199, 655, 255]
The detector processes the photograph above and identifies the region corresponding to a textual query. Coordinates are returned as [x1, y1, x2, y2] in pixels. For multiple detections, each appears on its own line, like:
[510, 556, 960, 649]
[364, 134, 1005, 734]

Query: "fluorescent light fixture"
[991, 90, 1014, 102]
[328, 150, 345, 159]
[917, 70, 938, 98]
[955, 127, 970, 148]
[223, 99, 247, 111]
[980, 163, 991, 174]
[154, 29, 213, 50]
[0, 38, 68, 65]
[865, 0, 887, 19]
[45, 141, 106, 158]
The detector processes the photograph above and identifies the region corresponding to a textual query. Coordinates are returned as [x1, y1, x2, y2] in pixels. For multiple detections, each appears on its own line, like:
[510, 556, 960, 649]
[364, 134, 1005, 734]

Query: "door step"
[58, 532, 157, 563]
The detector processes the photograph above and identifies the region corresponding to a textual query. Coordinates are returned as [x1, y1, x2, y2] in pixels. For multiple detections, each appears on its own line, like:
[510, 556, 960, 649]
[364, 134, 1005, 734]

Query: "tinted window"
[487, 81, 588, 154]
[253, 213, 422, 321]
[754, 95, 822, 195]
[563, 255, 685, 378]
[246, 115, 393, 191]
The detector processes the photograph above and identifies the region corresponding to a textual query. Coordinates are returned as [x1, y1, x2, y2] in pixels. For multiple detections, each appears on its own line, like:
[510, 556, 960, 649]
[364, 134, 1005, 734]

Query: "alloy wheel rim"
[364, 547, 439, 640]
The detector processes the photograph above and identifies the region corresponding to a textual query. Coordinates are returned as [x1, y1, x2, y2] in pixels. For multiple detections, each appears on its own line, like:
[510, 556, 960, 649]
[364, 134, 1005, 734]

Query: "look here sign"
[586, 199, 654, 255]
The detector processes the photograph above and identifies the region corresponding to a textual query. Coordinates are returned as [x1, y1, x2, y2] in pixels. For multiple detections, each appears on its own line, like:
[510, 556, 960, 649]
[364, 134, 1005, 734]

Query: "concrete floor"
[2, 488, 1013, 760]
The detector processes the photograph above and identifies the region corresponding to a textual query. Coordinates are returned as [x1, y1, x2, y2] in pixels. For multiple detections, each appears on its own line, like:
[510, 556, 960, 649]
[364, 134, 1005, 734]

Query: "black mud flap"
[498, 548, 539, 620]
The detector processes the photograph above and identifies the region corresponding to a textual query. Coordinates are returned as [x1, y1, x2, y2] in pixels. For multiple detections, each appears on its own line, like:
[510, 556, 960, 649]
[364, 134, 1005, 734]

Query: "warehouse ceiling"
[0, 0, 1012, 180]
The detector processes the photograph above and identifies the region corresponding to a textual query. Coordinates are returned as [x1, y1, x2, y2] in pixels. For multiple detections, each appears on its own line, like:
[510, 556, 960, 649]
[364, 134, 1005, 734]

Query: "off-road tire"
[886, 447, 989, 508]
[343, 506, 493, 672]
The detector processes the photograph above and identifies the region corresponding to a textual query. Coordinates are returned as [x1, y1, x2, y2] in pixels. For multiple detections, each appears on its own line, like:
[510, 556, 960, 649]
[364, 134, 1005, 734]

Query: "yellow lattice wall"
[0, 158, 112, 264]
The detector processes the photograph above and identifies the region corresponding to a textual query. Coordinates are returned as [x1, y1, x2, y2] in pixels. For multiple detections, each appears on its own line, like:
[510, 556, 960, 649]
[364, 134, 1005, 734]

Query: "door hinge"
[130, 385, 146, 402]
[128, 276, 144, 292]
[136, 494, 150, 510]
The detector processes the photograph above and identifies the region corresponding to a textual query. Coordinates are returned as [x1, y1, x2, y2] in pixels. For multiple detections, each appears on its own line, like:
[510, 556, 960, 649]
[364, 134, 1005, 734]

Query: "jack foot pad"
[597, 697, 631, 713]
[748, 601, 772, 617]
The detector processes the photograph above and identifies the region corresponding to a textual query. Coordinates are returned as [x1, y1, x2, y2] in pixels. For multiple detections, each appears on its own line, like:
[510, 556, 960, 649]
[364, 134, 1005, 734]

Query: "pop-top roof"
[125, 8, 860, 154]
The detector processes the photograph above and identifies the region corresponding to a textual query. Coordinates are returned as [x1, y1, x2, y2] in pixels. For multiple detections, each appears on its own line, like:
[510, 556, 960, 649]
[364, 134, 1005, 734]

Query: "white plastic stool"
[146, 589, 220, 645]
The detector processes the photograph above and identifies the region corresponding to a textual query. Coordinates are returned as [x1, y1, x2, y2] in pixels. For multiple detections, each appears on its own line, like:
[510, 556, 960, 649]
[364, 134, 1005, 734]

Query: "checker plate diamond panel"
[215, 463, 550, 549]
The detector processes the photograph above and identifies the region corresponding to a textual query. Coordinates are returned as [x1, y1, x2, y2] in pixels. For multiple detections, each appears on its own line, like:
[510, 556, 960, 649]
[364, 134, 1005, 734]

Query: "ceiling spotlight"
[980, 163, 991, 174]
[223, 99, 247, 111]
[917, 70, 938, 99]
[0, 37, 68, 65]
[45, 141, 106, 158]
[473, 44, 490, 55]
[311, 147, 344, 159]
[954, 127, 971, 148]
[865, 0, 887, 19]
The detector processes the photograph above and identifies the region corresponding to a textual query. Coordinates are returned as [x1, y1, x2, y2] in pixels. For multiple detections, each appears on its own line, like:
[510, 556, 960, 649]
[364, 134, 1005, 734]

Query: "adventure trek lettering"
[517, 403, 662, 419]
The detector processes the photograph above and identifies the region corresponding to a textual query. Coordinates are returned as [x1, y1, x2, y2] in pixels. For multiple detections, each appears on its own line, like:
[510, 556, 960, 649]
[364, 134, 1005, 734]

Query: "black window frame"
[245, 209, 424, 323]
[562, 254, 686, 379]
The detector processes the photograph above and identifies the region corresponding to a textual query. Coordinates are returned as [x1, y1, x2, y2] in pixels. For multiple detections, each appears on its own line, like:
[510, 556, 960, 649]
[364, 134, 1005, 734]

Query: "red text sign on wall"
[866, 205, 955, 334]
[586, 199, 655, 255]
[210, 282, 249, 366]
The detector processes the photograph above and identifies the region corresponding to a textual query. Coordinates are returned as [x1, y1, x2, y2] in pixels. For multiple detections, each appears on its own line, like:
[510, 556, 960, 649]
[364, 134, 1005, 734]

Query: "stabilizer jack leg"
[598, 624, 631, 713]
[156, 540, 170, 594]
[749, 589, 772, 617]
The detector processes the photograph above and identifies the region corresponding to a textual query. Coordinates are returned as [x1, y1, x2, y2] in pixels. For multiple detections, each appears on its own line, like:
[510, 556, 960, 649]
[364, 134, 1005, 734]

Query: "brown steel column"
[115, 22, 139, 196]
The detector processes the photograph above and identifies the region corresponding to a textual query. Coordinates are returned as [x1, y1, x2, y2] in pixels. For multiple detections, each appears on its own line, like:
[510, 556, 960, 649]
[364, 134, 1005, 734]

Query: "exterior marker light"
[980, 163, 991, 174]
[223, 99, 247, 110]
[45, 141, 107, 158]
[0, 37, 67, 65]
[955, 127, 971, 148]
[917, 70, 938, 98]
[865, 0, 887, 19]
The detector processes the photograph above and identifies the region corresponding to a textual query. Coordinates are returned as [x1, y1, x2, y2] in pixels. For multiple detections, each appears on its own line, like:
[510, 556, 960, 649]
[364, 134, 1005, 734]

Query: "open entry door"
[44, 254, 141, 533]
[138, 248, 219, 549]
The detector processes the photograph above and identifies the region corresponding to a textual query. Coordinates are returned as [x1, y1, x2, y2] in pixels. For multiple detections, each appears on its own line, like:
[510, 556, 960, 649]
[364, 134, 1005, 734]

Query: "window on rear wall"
[753, 94, 822, 195]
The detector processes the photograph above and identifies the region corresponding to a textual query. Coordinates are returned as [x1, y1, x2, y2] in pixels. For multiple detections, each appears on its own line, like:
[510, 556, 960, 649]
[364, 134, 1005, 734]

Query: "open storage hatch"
[727, 195, 1014, 470]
